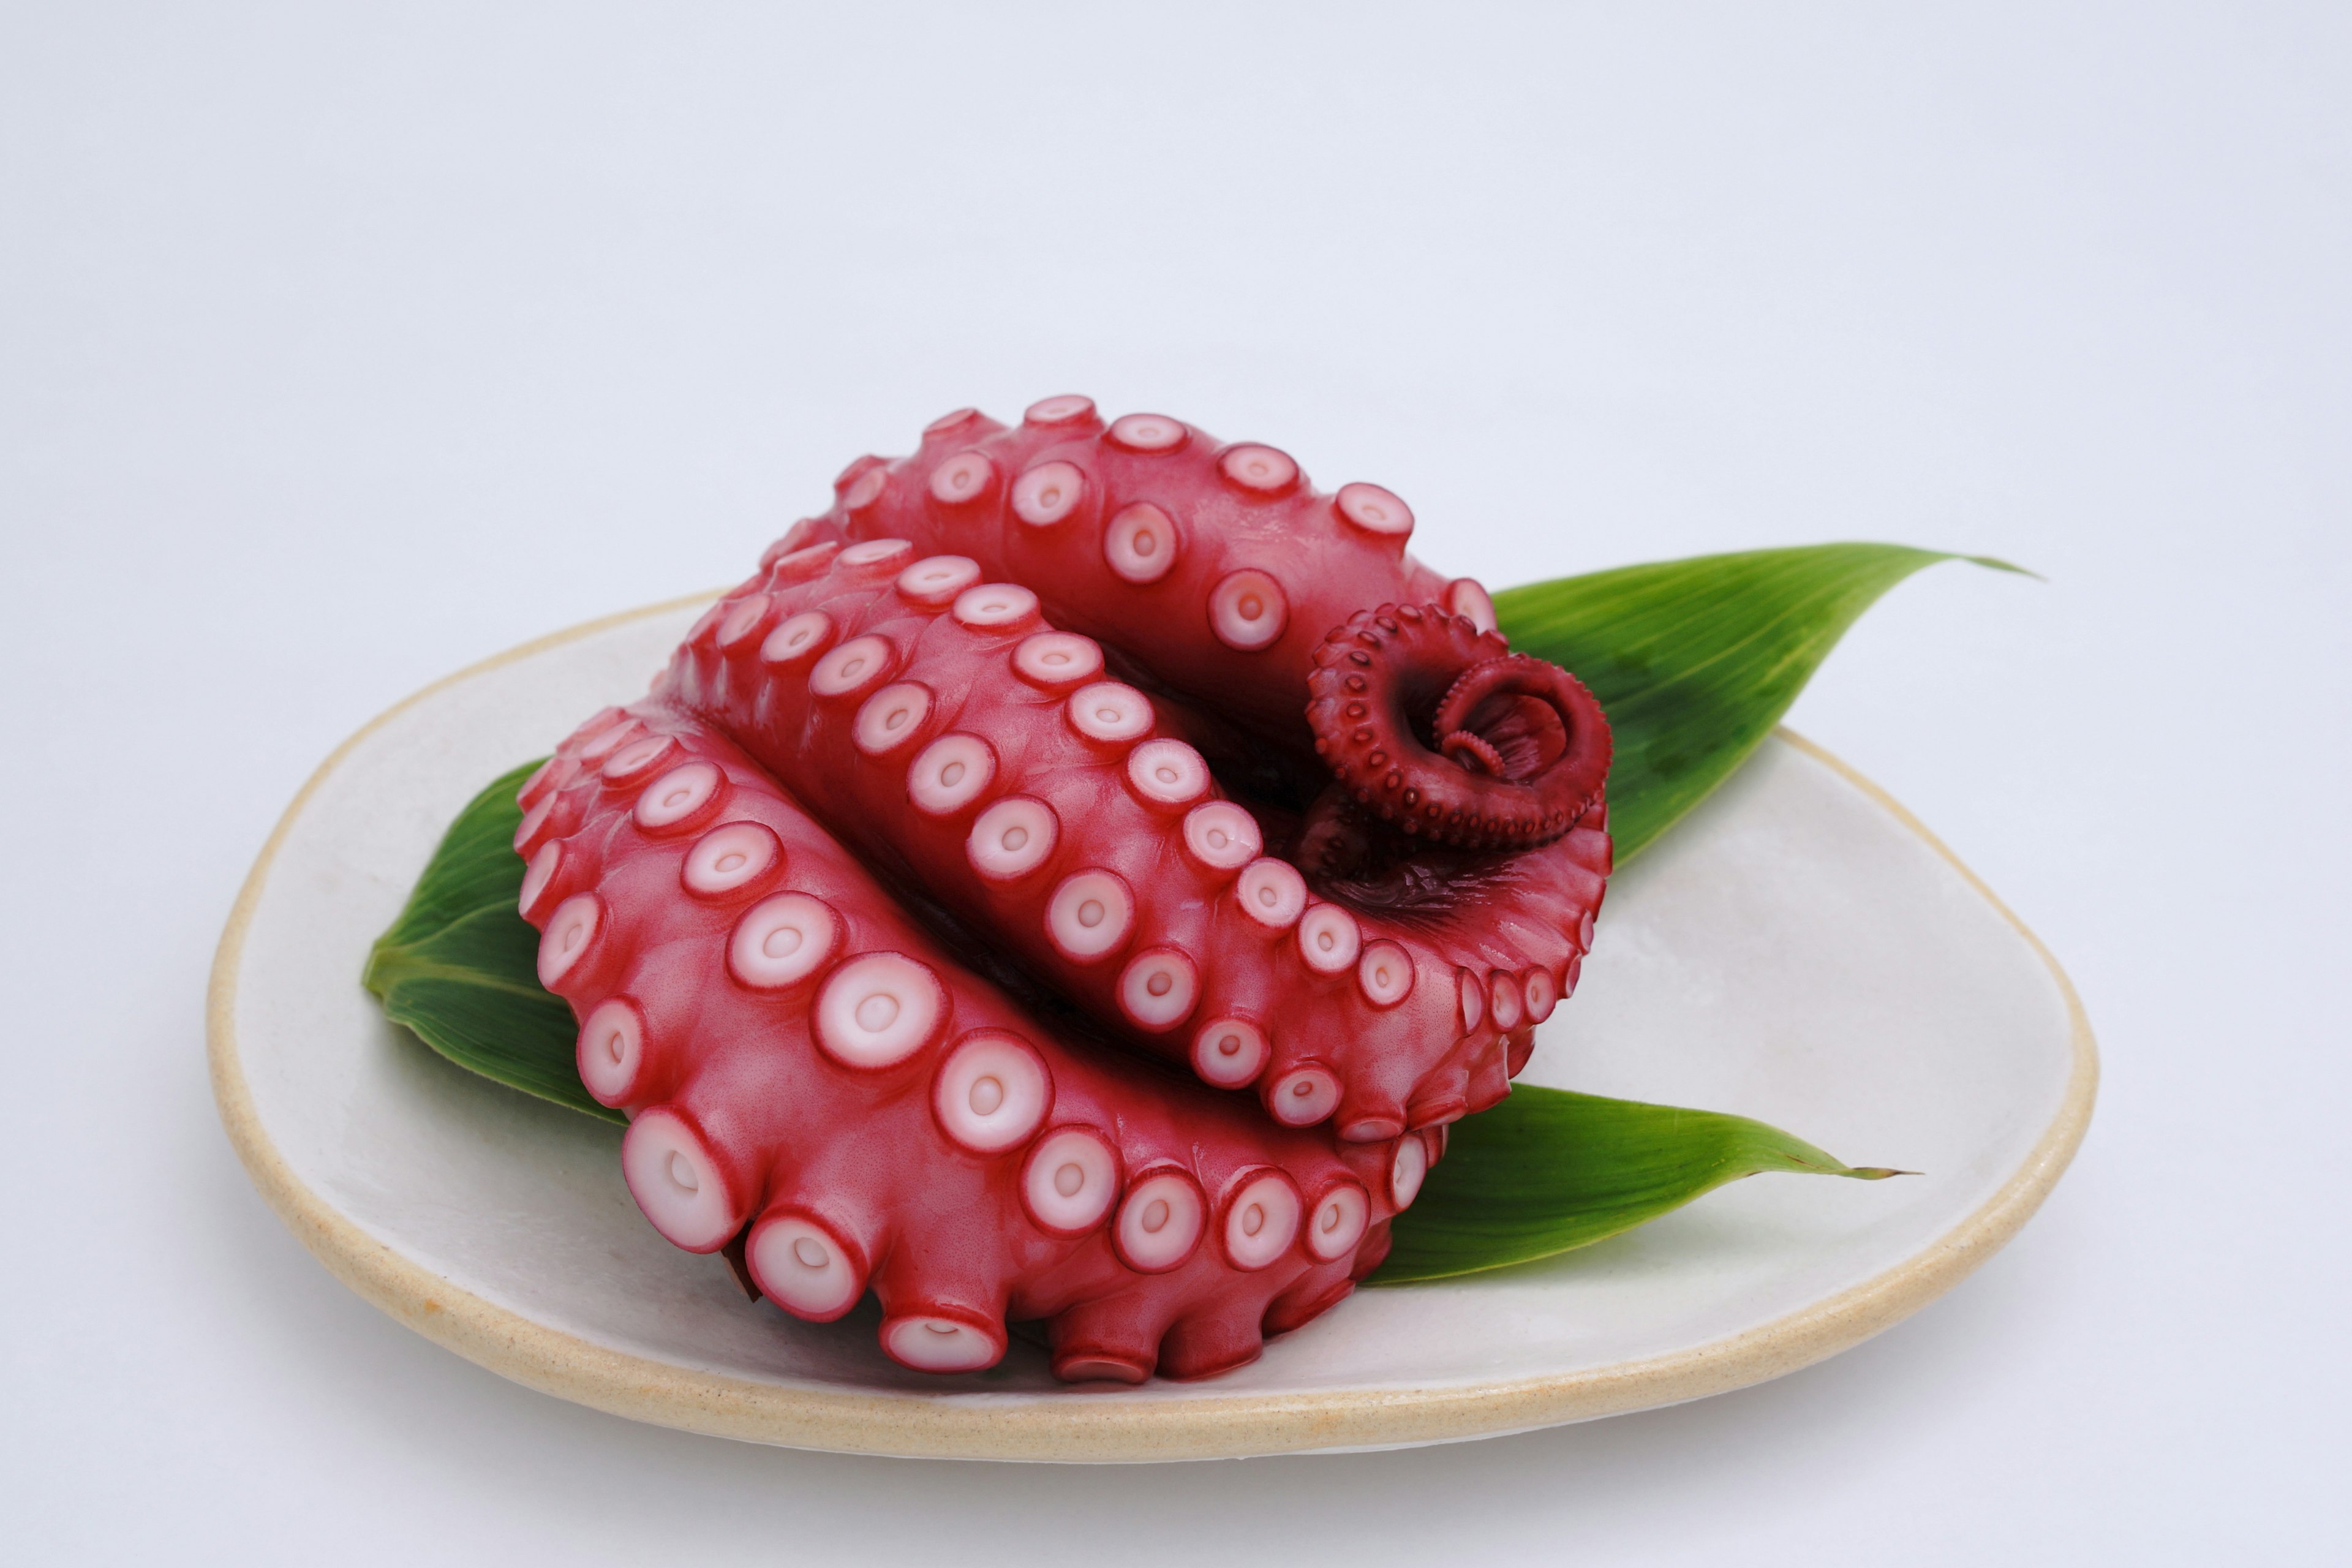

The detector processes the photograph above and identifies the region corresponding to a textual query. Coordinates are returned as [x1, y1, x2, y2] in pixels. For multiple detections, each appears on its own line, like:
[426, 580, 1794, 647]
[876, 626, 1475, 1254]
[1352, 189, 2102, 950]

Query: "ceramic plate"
[208, 595, 2095, 1462]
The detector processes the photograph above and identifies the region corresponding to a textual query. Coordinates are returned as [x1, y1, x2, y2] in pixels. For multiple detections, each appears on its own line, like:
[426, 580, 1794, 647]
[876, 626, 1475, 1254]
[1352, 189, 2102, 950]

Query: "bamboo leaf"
[1496, 543, 2025, 861]
[1373, 1086, 1902, 1284]
[363, 762, 622, 1124]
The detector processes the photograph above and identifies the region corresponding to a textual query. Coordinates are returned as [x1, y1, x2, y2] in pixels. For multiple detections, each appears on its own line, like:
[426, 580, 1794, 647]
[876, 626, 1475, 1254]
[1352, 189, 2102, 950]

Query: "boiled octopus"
[513, 398, 1613, 1382]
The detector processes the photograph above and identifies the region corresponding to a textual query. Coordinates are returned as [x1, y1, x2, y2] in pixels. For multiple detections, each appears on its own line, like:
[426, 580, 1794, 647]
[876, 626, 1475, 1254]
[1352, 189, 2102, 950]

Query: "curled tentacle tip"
[1306, 606, 1612, 854]
[1439, 729, 1507, 777]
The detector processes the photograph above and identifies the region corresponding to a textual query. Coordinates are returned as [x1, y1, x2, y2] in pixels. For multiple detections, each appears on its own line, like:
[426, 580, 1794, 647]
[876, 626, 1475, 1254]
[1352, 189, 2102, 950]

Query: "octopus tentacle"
[662, 537, 1608, 1139]
[772, 402, 1476, 761]
[522, 707, 1414, 1382]
[766, 400, 1611, 1053]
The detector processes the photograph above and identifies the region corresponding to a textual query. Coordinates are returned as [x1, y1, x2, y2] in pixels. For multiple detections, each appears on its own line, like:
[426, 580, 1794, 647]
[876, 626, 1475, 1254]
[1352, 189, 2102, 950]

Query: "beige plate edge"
[206, 594, 2100, 1464]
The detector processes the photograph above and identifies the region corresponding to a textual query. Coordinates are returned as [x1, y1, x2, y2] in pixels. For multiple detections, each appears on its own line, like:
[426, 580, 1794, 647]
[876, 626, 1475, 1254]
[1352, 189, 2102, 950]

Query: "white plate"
[208, 595, 2095, 1462]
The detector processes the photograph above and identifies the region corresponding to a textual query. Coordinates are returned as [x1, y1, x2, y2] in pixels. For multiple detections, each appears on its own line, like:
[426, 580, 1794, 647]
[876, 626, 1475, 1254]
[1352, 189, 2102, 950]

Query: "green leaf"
[1494, 543, 2026, 862]
[363, 761, 624, 1124]
[1373, 1085, 1903, 1284]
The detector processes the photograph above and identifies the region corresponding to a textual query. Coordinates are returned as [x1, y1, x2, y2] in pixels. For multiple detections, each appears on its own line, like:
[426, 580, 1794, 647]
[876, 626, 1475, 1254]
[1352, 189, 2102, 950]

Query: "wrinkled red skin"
[663, 399, 1613, 1137]
[515, 399, 1607, 1381]
[519, 710, 1433, 1382]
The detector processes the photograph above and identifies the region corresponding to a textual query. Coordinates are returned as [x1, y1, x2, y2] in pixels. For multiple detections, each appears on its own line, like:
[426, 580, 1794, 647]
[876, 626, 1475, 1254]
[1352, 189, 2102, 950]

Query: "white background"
[3, 4, 2345, 1562]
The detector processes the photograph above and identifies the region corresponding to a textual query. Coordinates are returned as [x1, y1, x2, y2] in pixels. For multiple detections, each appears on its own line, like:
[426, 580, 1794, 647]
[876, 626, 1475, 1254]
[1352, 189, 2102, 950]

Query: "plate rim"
[207, 594, 2100, 1463]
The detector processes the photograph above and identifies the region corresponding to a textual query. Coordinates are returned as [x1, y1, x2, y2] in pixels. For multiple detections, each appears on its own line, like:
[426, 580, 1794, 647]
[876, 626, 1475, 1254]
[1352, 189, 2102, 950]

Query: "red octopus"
[514, 398, 1611, 1382]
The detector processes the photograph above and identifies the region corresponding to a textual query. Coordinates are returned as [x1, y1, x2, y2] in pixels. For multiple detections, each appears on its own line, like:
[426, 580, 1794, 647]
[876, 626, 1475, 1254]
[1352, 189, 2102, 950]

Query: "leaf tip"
[359, 944, 391, 1000]
[1960, 554, 2043, 582]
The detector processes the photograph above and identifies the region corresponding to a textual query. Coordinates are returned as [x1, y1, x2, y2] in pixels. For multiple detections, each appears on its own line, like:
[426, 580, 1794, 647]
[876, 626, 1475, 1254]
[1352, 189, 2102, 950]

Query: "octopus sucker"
[521, 401, 1616, 1380]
